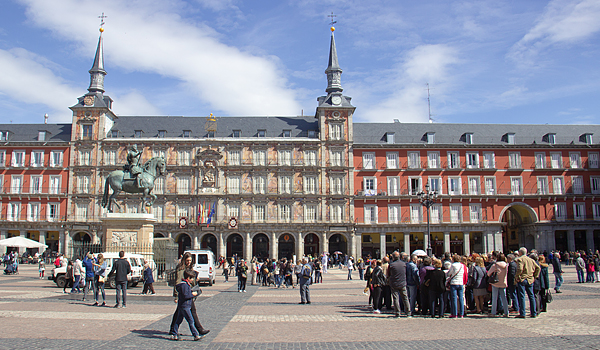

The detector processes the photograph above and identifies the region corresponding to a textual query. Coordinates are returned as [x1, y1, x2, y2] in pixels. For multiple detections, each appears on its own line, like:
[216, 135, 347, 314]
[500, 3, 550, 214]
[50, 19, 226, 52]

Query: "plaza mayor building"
[1, 28, 600, 259]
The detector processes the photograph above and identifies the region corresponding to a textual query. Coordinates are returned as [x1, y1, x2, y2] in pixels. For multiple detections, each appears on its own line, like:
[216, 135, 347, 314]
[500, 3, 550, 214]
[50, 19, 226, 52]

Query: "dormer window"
[183, 130, 191, 138]
[426, 132, 435, 144]
[134, 130, 142, 138]
[386, 132, 395, 144]
[465, 133, 473, 145]
[308, 130, 316, 138]
[547, 133, 556, 145]
[283, 130, 291, 138]
[506, 133, 515, 144]
[38, 131, 46, 141]
[583, 133, 593, 145]
[258, 130, 266, 137]
[111, 130, 118, 138]
[207, 131, 215, 138]
[158, 130, 166, 138]
[233, 130, 241, 138]
[0, 131, 7, 141]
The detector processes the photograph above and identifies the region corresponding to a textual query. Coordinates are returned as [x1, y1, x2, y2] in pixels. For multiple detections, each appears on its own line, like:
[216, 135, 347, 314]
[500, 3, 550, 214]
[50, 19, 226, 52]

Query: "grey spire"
[88, 31, 107, 93]
[325, 30, 343, 93]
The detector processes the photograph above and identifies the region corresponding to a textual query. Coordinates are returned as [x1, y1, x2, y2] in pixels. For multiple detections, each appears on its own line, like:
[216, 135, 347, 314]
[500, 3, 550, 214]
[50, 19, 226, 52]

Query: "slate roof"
[0, 124, 71, 143]
[354, 122, 600, 146]
[109, 116, 319, 138]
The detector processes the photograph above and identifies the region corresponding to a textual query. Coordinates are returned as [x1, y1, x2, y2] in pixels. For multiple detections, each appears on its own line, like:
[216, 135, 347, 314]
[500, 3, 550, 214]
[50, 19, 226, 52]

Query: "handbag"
[98, 275, 106, 283]
[445, 265, 462, 290]
[488, 271, 499, 284]
[546, 290, 553, 303]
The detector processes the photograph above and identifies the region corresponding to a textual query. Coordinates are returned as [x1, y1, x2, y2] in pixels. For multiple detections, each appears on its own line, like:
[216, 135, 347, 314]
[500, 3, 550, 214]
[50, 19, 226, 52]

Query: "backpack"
[302, 265, 311, 278]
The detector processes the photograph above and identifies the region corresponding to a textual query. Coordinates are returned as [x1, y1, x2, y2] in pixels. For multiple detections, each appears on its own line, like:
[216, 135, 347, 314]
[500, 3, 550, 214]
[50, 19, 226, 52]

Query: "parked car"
[49, 252, 145, 289]
[184, 249, 216, 286]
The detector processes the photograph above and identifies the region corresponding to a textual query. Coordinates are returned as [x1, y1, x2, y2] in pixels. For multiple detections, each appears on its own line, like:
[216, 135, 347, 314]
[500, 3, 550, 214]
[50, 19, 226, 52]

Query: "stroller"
[4, 264, 17, 275]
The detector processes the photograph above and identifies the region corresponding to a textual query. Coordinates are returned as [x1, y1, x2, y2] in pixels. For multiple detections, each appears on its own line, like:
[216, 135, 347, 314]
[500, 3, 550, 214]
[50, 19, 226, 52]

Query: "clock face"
[179, 217, 187, 228]
[332, 95, 342, 105]
[83, 95, 94, 106]
[229, 217, 238, 228]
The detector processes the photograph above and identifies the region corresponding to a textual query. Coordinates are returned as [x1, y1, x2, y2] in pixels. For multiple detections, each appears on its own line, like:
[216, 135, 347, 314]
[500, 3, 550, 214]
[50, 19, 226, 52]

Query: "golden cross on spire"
[98, 12, 107, 28]
[328, 12, 337, 27]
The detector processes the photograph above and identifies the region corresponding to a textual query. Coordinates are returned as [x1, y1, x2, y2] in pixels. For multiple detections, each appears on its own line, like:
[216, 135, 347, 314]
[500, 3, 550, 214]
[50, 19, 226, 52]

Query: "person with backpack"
[299, 258, 312, 304]
[406, 254, 420, 315]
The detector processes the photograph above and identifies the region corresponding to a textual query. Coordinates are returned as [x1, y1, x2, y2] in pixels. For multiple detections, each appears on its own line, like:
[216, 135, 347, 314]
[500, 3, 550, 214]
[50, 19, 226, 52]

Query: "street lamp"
[417, 183, 438, 257]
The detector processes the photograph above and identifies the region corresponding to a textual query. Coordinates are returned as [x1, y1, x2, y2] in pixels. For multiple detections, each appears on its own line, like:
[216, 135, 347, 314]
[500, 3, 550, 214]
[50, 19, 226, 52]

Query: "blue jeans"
[507, 285, 519, 310]
[172, 307, 199, 337]
[347, 269, 353, 280]
[407, 285, 418, 315]
[491, 286, 509, 316]
[577, 269, 585, 283]
[71, 275, 81, 293]
[553, 272, 563, 291]
[449, 285, 464, 317]
[115, 281, 127, 306]
[516, 280, 536, 317]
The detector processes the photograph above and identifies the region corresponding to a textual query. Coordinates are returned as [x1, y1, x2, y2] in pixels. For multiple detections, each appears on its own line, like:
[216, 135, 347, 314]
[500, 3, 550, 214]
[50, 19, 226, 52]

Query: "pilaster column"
[321, 232, 328, 255]
[423, 230, 429, 255]
[546, 230, 556, 252]
[58, 231, 65, 255]
[494, 230, 503, 252]
[297, 233, 304, 260]
[482, 232, 488, 254]
[0, 230, 7, 240]
[404, 233, 411, 255]
[586, 229, 594, 252]
[218, 232, 225, 258]
[568, 229, 576, 252]
[463, 232, 471, 256]
[63, 230, 71, 257]
[443, 231, 450, 253]
[39, 231, 46, 254]
[380, 232, 386, 258]
[271, 232, 277, 259]
[245, 232, 251, 260]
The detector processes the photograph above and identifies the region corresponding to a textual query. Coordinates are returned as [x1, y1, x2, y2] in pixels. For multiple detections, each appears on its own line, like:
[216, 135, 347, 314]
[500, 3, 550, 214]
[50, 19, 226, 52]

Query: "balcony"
[0, 187, 68, 196]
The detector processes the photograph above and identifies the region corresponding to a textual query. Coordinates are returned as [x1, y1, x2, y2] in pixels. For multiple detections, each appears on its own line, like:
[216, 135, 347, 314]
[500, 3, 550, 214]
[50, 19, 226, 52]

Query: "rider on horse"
[124, 145, 143, 187]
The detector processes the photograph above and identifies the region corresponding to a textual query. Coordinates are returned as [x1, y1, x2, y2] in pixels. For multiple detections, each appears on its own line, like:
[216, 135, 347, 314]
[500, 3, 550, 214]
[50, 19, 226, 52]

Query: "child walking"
[170, 270, 204, 341]
[38, 259, 45, 279]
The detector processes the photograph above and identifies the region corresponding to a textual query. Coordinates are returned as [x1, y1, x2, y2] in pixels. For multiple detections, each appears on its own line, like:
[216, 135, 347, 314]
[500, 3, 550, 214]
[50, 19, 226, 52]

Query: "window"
[426, 132, 435, 144]
[158, 130, 166, 138]
[11, 151, 25, 167]
[465, 133, 473, 144]
[550, 153, 562, 169]
[11, 175, 22, 194]
[253, 205, 266, 222]
[177, 150, 191, 166]
[364, 205, 377, 224]
[153, 177, 164, 194]
[30, 175, 42, 194]
[304, 150, 317, 166]
[430, 204, 442, 224]
[308, 130, 316, 138]
[104, 149, 116, 165]
[329, 123, 343, 140]
[547, 133, 556, 145]
[233, 130, 241, 138]
[509, 152, 521, 168]
[388, 205, 400, 224]
[510, 177, 522, 195]
[386, 132, 395, 144]
[466, 152, 479, 169]
[386, 152, 399, 169]
[28, 203, 41, 221]
[183, 130, 191, 138]
[279, 150, 292, 166]
[253, 175, 266, 194]
[470, 204, 482, 223]
[535, 153, 546, 169]
[363, 152, 375, 169]
[305, 204, 317, 223]
[450, 204, 461, 223]
[283, 130, 291, 138]
[572, 176, 583, 194]
[410, 204, 421, 223]
[484, 176, 496, 195]
[330, 150, 343, 166]
[50, 151, 63, 167]
[553, 176, 564, 195]
[30, 151, 43, 167]
[111, 130, 118, 138]
[364, 177, 376, 196]
[330, 203, 343, 223]
[177, 204, 190, 219]
[228, 150, 241, 166]
[228, 203, 240, 219]
[82, 124, 93, 139]
[75, 203, 88, 221]
[409, 177, 422, 195]
[257, 130, 266, 137]
[279, 204, 291, 222]
[428, 176, 442, 194]
[279, 176, 292, 194]
[506, 133, 515, 144]
[483, 152, 495, 169]
[134, 130, 142, 138]
[570, 152, 581, 169]
[49, 176, 61, 194]
[428, 152, 440, 168]
[573, 203, 585, 221]
[304, 176, 317, 194]
[153, 148, 166, 160]
[583, 133, 593, 145]
[591, 176, 600, 194]
[589, 152, 599, 168]
[387, 176, 399, 196]
[47, 203, 59, 222]
[79, 150, 91, 166]
[151, 204, 164, 222]
[537, 176, 549, 195]
[467, 176, 480, 195]
[228, 176, 241, 194]
[448, 177, 461, 195]
[0, 150, 5, 167]
[177, 176, 191, 194]
[330, 176, 343, 195]
[447, 152, 460, 169]
[408, 152, 420, 169]
[253, 150, 266, 166]
[594, 203, 600, 220]
[8, 202, 21, 221]
[0, 131, 7, 141]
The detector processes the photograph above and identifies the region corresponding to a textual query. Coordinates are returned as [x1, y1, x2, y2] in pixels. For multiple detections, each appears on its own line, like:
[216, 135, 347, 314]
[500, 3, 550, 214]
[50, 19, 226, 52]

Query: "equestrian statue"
[102, 145, 166, 213]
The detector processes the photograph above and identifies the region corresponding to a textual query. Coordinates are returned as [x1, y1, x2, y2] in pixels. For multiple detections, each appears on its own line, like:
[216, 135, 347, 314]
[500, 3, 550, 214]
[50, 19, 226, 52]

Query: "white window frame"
[30, 175, 42, 194]
[510, 176, 522, 195]
[448, 177, 461, 196]
[573, 203, 585, 221]
[408, 176, 422, 195]
[304, 204, 317, 223]
[0, 150, 5, 167]
[253, 150, 267, 166]
[483, 152, 495, 169]
[47, 203, 60, 222]
[304, 150, 317, 166]
[554, 203, 566, 221]
[177, 176, 191, 194]
[450, 204, 461, 223]
[363, 152, 375, 169]
[593, 203, 600, 220]
[11, 175, 22, 194]
[588, 152, 599, 169]
[228, 149, 241, 166]
[386, 152, 399, 169]
[304, 175, 317, 194]
[509, 152, 522, 169]
[330, 203, 343, 223]
[30, 150, 44, 167]
[484, 176, 496, 195]
[466, 152, 479, 169]
[467, 176, 480, 195]
[447, 152, 460, 169]
[535, 152, 546, 169]
[330, 149, 343, 166]
[570, 152, 581, 169]
[571, 176, 584, 194]
[426, 132, 435, 144]
[407, 152, 421, 169]
[329, 123, 343, 141]
[228, 203, 240, 219]
[279, 175, 292, 194]
[364, 204, 377, 224]
[104, 149, 117, 165]
[430, 204, 442, 224]
[387, 176, 400, 196]
[469, 204, 482, 223]
[279, 149, 292, 166]
[154, 177, 164, 194]
[11, 150, 25, 167]
[410, 204, 422, 224]
[550, 152, 562, 169]
[428, 176, 442, 195]
[253, 175, 266, 194]
[330, 176, 344, 195]
[27, 202, 41, 222]
[364, 177, 376, 196]
[151, 204, 164, 222]
[591, 176, 600, 195]
[49, 176, 61, 194]
[388, 205, 400, 224]
[553, 176, 564, 195]
[78, 176, 90, 194]
[228, 176, 241, 194]
[177, 150, 191, 166]
[75, 203, 88, 221]
[8, 202, 21, 221]
[427, 151, 440, 169]
[279, 203, 291, 222]
[537, 176, 549, 195]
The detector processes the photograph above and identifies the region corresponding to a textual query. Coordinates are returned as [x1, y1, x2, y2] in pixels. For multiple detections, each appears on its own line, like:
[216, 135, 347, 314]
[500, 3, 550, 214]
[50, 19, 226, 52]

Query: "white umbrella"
[0, 236, 48, 249]
[412, 249, 427, 257]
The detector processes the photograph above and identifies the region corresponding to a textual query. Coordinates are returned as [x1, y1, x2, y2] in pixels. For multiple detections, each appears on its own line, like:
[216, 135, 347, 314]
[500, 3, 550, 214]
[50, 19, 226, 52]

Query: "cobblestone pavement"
[0, 264, 599, 349]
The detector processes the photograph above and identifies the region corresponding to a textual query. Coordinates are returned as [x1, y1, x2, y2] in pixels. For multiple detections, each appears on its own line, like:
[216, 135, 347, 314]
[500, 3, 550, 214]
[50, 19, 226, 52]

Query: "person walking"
[64, 260, 74, 294]
[575, 253, 585, 283]
[387, 251, 411, 317]
[82, 253, 96, 302]
[515, 247, 541, 318]
[551, 252, 563, 293]
[38, 259, 45, 279]
[313, 259, 322, 283]
[107, 251, 131, 308]
[93, 253, 107, 306]
[357, 258, 365, 280]
[299, 258, 312, 304]
[487, 253, 509, 317]
[170, 270, 203, 341]
[71, 257, 82, 294]
[347, 257, 354, 280]
[141, 260, 156, 295]
[237, 259, 248, 292]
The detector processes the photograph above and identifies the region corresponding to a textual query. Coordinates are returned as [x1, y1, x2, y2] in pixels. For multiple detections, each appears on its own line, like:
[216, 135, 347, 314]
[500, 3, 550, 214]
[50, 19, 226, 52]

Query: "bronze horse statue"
[102, 157, 166, 213]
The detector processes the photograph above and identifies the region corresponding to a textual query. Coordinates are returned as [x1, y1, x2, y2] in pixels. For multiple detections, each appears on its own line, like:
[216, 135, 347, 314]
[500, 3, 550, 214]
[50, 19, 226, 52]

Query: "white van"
[184, 249, 216, 286]
[49, 252, 145, 289]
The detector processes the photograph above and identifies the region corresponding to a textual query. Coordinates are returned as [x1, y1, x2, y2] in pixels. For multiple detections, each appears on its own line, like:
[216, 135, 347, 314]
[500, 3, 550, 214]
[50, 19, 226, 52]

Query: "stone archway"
[177, 233, 192, 257]
[227, 233, 244, 258]
[201, 233, 217, 254]
[154, 232, 166, 238]
[252, 233, 269, 260]
[328, 234, 348, 256]
[500, 203, 538, 252]
[72, 231, 92, 242]
[278, 233, 295, 260]
[304, 233, 320, 258]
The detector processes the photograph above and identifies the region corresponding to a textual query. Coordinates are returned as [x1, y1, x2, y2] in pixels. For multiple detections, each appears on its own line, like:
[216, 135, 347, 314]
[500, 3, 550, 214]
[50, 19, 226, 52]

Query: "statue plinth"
[101, 213, 157, 262]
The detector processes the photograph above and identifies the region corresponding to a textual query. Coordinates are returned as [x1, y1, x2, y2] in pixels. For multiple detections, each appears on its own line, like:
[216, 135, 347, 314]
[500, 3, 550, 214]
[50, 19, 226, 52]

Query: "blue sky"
[0, 0, 599, 125]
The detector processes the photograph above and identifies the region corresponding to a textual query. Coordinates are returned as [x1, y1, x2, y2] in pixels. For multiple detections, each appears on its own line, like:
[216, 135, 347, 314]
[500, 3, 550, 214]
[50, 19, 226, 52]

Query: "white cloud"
[360, 44, 460, 123]
[112, 91, 162, 116]
[18, 0, 301, 116]
[509, 0, 600, 64]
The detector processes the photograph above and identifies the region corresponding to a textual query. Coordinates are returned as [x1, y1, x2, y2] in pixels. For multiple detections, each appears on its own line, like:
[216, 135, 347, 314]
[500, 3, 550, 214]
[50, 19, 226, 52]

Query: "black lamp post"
[417, 183, 438, 257]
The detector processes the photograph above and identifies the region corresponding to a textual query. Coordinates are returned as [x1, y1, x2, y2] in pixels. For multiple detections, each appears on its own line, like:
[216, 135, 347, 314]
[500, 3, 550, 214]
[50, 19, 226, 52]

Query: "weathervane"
[98, 12, 107, 30]
[328, 12, 337, 27]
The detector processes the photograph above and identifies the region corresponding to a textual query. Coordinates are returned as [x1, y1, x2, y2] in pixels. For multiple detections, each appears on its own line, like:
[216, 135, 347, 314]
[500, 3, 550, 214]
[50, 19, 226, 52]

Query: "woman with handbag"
[487, 253, 509, 317]
[447, 254, 465, 318]
[471, 257, 488, 314]
[93, 254, 107, 306]
[63, 260, 74, 294]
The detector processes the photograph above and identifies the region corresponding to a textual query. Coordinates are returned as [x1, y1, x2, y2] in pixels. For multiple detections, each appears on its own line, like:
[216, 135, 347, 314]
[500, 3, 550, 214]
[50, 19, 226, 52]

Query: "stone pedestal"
[101, 213, 156, 263]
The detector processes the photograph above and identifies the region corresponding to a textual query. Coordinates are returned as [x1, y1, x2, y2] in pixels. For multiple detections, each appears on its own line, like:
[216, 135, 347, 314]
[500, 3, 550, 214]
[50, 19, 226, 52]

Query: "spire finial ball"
[330, 27, 335, 32]
[99, 27, 104, 33]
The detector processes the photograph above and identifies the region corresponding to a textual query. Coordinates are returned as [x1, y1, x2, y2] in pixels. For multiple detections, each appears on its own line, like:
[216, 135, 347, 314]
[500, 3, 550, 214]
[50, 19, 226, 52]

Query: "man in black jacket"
[551, 252, 563, 293]
[387, 251, 411, 317]
[107, 251, 131, 308]
[506, 254, 519, 312]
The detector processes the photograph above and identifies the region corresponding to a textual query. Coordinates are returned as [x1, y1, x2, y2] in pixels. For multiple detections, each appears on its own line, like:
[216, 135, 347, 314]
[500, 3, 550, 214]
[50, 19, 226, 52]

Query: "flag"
[201, 200, 206, 224]
[207, 201, 216, 227]
[197, 202, 202, 226]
